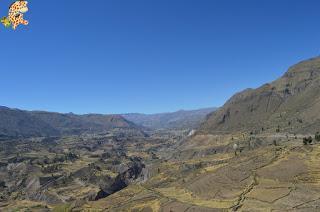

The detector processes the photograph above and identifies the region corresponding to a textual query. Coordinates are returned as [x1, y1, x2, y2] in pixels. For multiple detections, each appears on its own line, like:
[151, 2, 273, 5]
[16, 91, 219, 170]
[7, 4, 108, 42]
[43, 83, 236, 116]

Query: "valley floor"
[84, 135, 320, 212]
[1, 134, 320, 211]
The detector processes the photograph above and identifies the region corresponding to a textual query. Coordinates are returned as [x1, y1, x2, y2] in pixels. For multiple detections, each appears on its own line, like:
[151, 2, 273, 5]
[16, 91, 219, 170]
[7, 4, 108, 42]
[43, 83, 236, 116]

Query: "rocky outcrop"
[94, 158, 145, 201]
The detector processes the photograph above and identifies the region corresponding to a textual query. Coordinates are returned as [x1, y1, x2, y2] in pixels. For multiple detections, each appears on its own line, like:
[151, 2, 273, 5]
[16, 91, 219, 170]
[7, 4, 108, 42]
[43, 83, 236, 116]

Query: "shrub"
[303, 136, 313, 145]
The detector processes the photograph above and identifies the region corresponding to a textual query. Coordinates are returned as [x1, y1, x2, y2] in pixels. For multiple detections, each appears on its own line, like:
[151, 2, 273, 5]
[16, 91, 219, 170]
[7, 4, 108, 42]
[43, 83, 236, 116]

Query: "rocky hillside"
[123, 107, 217, 130]
[0, 107, 142, 137]
[200, 57, 320, 134]
[0, 106, 59, 138]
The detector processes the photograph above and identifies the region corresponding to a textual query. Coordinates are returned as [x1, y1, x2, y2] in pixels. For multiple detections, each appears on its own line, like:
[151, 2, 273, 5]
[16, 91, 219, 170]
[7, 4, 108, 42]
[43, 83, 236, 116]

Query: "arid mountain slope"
[0, 106, 60, 138]
[123, 108, 217, 130]
[0, 107, 142, 137]
[200, 57, 320, 134]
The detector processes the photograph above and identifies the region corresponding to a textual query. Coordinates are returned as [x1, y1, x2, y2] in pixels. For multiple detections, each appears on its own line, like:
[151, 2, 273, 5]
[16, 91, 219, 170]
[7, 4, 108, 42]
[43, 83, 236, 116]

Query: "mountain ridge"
[0, 107, 142, 138]
[199, 56, 320, 134]
[122, 107, 217, 130]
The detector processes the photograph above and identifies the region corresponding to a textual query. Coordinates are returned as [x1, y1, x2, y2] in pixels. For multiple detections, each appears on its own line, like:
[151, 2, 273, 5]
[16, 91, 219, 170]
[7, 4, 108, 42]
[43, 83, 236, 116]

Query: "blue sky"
[1, 0, 320, 114]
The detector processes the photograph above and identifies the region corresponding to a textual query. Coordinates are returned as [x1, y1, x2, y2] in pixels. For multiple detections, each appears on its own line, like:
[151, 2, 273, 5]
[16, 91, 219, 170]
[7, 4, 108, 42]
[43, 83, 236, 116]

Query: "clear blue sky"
[1, 0, 320, 114]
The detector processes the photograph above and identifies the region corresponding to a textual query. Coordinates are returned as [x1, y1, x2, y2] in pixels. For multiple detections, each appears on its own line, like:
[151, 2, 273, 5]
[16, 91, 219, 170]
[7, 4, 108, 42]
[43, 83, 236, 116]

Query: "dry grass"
[131, 199, 161, 212]
[156, 187, 236, 209]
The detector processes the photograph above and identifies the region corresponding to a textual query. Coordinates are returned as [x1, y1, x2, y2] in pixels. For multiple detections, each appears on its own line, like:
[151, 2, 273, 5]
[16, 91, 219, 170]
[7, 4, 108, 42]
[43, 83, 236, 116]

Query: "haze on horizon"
[1, 0, 320, 114]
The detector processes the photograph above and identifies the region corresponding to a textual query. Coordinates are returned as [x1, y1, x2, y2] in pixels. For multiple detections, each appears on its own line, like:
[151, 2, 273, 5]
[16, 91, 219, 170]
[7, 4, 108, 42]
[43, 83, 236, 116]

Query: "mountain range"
[0, 106, 216, 138]
[122, 107, 217, 130]
[2, 57, 320, 138]
[0, 106, 140, 138]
